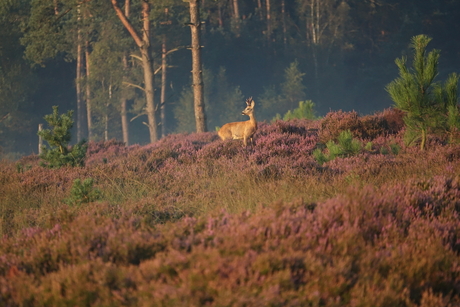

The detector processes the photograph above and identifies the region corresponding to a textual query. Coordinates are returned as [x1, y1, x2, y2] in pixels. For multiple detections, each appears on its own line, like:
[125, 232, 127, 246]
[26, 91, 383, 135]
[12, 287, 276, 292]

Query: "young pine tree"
[259, 60, 307, 119]
[436, 72, 460, 143]
[281, 60, 306, 111]
[386, 35, 459, 150]
[38, 106, 87, 168]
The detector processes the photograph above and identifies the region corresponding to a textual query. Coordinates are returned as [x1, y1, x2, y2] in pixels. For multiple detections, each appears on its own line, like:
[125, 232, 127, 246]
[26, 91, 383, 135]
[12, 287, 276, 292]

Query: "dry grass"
[1, 110, 460, 306]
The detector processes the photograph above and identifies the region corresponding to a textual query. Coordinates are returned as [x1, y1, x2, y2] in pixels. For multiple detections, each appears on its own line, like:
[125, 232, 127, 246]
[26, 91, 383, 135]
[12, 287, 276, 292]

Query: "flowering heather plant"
[1, 175, 460, 305]
[1, 111, 460, 305]
[319, 108, 404, 144]
[85, 139, 128, 165]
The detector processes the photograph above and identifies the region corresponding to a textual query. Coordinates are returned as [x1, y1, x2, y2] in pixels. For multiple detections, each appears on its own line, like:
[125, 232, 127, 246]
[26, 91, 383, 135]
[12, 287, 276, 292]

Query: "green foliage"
[386, 34, 460, 150]
[337, 130, 362, 154]
[20, 0, 68, 65]
[312, 148, 328, 165]
[65, 178, 101, 206]
[15, 163, 31, 173]
[260, 60, 307, 120]
[38, 106, 87, 168]
[443, 73, 460, 143]
[273, 100, 317, 122]
[174, 81, 197, 133]
[0, 2, 38, 153]
[258, 85, 281, 120]
[281, 60, 306, 109]
[313, 130, 362, 164]
[174, 67, 244, 133]
[364, 141, 373, 151]
[390, 143, 401, 155]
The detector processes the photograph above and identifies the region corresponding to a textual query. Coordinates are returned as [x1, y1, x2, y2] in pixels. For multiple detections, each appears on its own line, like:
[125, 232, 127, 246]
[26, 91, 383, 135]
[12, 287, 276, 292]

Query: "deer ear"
[247, 97, 253, 106]
[250, 99, 255, 107]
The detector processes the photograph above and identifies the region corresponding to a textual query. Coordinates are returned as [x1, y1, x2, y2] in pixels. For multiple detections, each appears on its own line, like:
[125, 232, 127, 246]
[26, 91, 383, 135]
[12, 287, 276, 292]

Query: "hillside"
[1, 109, 460, 306]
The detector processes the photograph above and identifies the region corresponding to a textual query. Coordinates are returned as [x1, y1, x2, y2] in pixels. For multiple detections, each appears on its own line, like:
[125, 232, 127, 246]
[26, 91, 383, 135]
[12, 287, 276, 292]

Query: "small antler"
[246, 97, 253, 105]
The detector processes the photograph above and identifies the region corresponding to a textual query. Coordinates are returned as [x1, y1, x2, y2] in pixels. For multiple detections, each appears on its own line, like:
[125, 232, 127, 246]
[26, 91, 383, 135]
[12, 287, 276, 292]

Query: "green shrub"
[314, 130, 362, 164]
[272, 100, 317, 122]
[364, 142, 373, 151]
[337, 130, 362, 155]
[38, 106, 87, 168]
[390, 143, 401, 155]
[386, 35, 460, 150]
[65, 178, 101, 206]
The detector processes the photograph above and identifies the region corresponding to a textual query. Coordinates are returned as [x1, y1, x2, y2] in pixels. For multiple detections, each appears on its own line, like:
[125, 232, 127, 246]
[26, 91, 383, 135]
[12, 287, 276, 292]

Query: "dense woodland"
[1, 0, 460, 156]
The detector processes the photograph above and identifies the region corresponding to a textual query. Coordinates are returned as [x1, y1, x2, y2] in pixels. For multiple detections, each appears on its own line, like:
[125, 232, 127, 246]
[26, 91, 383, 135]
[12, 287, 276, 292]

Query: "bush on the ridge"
[38, 106, 87, 168]
[386, 34, 460, 150]
[272, 100, 318, 122]
[313, 130, 363, 164]
[319, 109, 404, 144]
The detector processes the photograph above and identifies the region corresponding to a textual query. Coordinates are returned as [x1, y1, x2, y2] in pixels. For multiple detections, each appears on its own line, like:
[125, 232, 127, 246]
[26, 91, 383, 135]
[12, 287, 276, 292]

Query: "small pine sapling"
[65, 178, 101, 206]
[38, 106, 87, 168]
[386, 34, 460, 150]
[280, 100, 317, 121]
[313, 130, 362, 164]
[337, 130, 362, 155]
[441, 73, 460, 143]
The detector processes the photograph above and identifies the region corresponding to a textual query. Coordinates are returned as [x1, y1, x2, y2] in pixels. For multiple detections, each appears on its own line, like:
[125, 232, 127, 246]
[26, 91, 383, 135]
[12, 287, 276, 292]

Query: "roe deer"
[218, 97, 257, 146]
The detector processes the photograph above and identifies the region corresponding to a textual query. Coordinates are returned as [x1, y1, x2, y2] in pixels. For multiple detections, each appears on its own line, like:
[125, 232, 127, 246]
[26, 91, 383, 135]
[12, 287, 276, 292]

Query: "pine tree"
[386, 35, 459, 150]
[38, 106, 87, 168]
[438, 73, 460, 143]
[281, 60, 306, 110]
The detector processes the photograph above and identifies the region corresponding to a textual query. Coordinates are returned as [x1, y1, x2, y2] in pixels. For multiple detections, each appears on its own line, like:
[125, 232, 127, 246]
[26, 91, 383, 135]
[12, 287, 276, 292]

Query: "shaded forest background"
[1, 0, 460, 157]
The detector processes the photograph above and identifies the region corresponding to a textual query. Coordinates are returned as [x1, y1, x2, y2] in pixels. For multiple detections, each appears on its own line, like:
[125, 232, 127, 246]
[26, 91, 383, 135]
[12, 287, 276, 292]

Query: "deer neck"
[248, 113, 257, 126]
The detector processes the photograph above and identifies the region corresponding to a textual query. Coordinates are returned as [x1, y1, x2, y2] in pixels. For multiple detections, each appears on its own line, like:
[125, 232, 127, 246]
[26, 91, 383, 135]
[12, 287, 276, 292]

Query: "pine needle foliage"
[273, 100, 318, 121]
[38, 106, 87, 168]
[441, 73, 460, 143]
[386, 34, 460, 150]
[313, 130, 362, 164]
[65, 178, 101, 206]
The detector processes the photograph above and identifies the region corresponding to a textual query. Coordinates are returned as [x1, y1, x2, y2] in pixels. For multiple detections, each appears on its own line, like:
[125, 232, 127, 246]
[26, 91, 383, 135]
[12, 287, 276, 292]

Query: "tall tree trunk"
[85, 41, 93, 141]
[257, 0, 263, 19]
[54, 0, 59, 15]
[160, 35, 167, 138]
[310, 0, 317, 44]
[266, 0, 271, 42]
[232, 0, 240, 35]
[315, 0, 320, 43]
[121, 55, 129, 145]
[111, 0, 158, 143]
[232, 0, 240, 20]
[38, 124, 43, 155]
[217, 1, 223, 28]
[306, 0, 319, 90]
[106, 84, 112, 141]
[120, 0, 130, 145]
[141, 0, 157, 143]
[282, 0, 287, 49]
[76, 6, 84, 142]
[189, 0, 207, 133]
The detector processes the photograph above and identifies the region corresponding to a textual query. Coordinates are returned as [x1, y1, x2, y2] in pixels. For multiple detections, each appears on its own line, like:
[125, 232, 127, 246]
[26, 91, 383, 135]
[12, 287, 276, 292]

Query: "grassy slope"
[1, 109, 460, 306]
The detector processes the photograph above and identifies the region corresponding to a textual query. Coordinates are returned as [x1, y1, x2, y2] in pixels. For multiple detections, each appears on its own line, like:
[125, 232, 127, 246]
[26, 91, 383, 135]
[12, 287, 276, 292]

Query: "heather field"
[1, 109, 460, 306]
